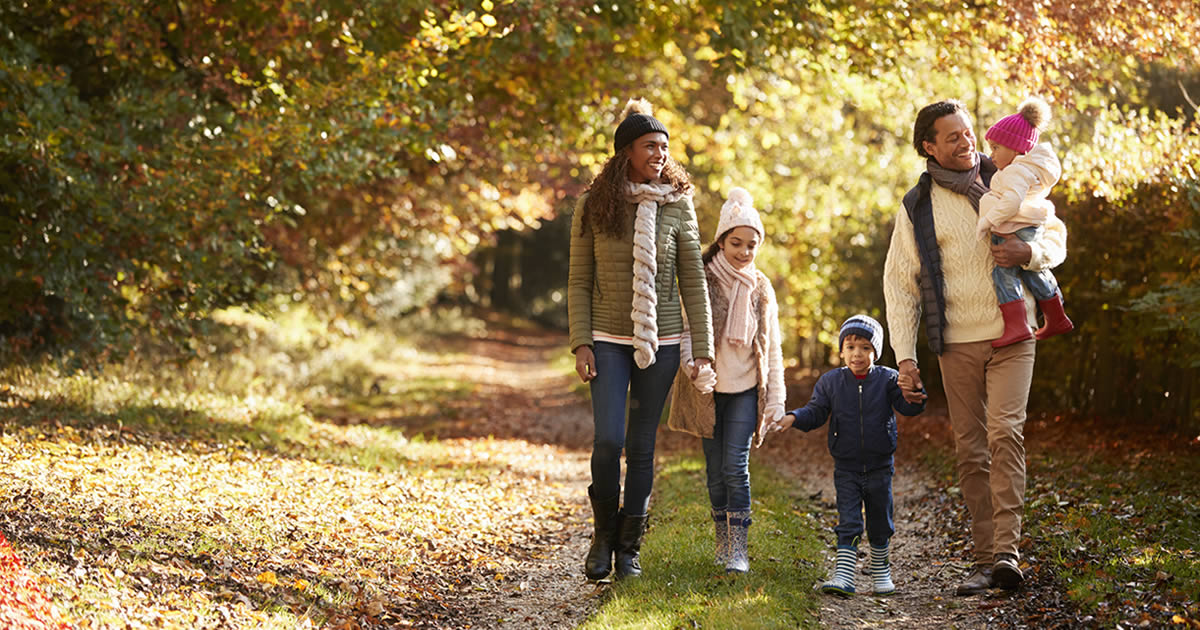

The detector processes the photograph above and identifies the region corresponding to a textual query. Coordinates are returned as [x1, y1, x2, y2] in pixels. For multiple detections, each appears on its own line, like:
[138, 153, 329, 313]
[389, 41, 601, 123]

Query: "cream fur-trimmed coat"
[977, 142, 1062, 238]
[667, 264, 786, 448]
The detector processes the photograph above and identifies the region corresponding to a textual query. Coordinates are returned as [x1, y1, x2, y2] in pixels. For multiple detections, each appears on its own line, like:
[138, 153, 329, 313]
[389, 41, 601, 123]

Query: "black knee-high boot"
[614, 511, 649, 579]
[584, 486, 620, 580]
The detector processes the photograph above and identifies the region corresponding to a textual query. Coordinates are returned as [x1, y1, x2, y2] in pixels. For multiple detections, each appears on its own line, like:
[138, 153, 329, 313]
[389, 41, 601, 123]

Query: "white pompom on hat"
[716, 187, 764, 239]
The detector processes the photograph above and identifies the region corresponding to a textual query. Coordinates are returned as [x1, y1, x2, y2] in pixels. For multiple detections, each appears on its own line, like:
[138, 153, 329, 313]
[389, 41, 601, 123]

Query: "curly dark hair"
[913, 100, 969, 158]
[579, 152, 694, 238]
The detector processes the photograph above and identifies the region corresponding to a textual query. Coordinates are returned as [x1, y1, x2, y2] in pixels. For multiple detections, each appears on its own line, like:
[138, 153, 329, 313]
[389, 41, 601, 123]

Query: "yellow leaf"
[256, 571, 279, 586]
[481, 14, 497, 28]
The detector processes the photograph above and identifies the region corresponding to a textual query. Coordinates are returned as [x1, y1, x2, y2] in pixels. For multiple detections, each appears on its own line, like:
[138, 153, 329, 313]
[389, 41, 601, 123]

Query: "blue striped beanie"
[839, 314, 883, 359]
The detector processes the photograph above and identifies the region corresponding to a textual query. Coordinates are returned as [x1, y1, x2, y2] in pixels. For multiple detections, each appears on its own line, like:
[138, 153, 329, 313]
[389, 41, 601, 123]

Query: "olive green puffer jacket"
[568, 192, 713, 360]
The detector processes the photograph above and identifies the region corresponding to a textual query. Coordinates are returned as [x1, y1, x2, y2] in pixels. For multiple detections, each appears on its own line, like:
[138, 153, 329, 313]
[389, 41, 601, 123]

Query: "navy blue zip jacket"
[786, 365, 926, 472]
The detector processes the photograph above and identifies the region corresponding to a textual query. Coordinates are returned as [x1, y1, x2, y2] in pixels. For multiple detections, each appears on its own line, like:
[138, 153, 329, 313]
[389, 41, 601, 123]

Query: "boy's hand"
[767, 410, 791, 433]
[898, 360, 927, 404]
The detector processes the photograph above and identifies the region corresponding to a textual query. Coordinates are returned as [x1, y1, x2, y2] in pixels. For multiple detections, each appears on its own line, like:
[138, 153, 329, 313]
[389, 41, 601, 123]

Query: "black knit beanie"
[614, 113, 669, 153]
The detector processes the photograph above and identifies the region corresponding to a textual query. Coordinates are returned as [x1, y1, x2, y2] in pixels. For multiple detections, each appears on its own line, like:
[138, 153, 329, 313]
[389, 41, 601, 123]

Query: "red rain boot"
[1035, 292, 1074, 340]
[993, 300, 1033, 348]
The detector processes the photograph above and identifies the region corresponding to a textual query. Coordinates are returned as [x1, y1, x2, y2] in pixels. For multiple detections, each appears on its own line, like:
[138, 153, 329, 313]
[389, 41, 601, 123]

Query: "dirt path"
[418, 324, 1067, 629]
[755, 378, 1069, 630]
[398, 321, 600, 629]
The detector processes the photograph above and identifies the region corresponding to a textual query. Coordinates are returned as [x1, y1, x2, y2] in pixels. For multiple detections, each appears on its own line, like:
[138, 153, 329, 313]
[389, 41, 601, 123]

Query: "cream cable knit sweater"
[884, 182, 1068, 364]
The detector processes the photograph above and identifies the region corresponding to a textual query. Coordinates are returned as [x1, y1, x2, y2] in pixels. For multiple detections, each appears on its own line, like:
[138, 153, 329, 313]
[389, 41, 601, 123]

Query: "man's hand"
[898, 359, 927, 404]
[575, 346, 597, 383]
[989, 232, 1033, 268]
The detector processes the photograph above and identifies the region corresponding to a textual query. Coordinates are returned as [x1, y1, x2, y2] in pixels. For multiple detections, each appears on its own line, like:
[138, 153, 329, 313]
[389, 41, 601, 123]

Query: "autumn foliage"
[2, 1, 1199, 422]
[0, 532, 66, 630]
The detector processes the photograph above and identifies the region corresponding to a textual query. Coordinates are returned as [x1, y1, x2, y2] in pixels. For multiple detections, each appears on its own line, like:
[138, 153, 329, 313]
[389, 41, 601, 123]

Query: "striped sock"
[871, 542, 895, 595]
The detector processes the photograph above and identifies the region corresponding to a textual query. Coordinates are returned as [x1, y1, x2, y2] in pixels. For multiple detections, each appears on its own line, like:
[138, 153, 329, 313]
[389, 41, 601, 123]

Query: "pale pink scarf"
[709, 251, 758, 346]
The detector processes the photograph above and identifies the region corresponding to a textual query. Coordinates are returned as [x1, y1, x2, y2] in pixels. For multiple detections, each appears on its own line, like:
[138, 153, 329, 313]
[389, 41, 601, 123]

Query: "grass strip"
[582, 454, 825, 630]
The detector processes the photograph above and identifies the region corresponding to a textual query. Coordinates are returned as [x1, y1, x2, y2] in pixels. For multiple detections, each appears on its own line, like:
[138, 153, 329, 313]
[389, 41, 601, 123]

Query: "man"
[883, 100, 1067, 596]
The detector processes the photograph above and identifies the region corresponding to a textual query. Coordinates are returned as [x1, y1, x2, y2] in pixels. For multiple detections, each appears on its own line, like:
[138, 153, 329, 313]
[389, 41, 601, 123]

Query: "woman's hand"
[575, 346, 597, 383]
[690, 357, 712, 378]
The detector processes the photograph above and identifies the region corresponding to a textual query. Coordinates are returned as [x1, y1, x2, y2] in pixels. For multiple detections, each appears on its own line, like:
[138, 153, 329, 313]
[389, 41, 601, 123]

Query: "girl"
[977, 97, 1073, 346]
[667, 187, 785, 573]
[568, 98, 714, 581]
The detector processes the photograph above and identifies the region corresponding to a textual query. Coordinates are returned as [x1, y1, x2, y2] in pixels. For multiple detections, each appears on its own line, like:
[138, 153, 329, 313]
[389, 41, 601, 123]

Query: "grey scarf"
[926, 157, 990, 212]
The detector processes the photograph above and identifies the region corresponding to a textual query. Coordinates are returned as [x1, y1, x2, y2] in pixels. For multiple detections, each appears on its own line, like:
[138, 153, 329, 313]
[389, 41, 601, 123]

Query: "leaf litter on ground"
[0, 308, 594, 629]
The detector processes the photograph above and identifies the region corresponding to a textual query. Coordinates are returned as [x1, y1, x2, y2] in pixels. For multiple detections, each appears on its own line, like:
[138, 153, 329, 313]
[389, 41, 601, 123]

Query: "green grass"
[1023, 447, 1200, 624]
[582, 455, 826, 630]
[912, 422, 1200, 627]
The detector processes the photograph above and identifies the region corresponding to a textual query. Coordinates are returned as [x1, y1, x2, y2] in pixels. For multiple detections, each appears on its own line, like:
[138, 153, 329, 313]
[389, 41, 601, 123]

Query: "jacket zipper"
[859, 382, 866, 473]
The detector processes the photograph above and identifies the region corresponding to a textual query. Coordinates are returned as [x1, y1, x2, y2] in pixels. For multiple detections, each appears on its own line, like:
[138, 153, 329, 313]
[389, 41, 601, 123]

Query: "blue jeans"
[702, 387, 758, 513]
[589, 341, 680, 516]
[991, 226, 1058, 303]
[833, 465, 895, 548]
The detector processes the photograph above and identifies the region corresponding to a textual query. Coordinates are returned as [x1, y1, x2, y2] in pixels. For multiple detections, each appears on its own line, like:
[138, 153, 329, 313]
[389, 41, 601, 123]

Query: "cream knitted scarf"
[624, 180, 687, 369]
[709, 250, 758, 347]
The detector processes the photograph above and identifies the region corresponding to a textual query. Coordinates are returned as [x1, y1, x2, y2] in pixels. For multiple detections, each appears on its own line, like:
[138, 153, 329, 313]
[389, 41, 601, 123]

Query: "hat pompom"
[1018, 97, 1051, 131]
[725, 187, 753, 209]
[716, 187, 764, 239]
[620, 97, 654, 120]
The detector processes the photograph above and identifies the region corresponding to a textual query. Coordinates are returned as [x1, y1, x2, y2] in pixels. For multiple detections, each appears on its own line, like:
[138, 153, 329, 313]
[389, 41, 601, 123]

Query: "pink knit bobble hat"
[985, 97, 1051, 154]
[716, 187, 764, 238]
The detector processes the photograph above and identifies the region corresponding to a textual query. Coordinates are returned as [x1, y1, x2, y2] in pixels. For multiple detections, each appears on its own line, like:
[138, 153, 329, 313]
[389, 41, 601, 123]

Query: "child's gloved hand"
[765, 406, 789, 433]
[690, 361, 716, 394]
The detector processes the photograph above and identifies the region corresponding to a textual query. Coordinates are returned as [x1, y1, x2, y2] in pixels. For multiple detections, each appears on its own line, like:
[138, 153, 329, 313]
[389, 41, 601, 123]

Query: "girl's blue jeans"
[589, 341, 680, 516]
[833, 465, 895, 548]
[702, 387, 758, 513]
[991, 226, 1059, 303]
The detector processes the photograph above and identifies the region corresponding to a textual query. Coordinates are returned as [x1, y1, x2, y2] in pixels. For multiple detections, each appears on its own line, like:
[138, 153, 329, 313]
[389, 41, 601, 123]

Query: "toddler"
[978, 97, 1074, 346]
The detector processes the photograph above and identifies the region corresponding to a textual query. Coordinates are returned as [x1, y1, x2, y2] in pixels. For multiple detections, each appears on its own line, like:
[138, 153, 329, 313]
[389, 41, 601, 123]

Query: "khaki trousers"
[938, 339, 1035, 565]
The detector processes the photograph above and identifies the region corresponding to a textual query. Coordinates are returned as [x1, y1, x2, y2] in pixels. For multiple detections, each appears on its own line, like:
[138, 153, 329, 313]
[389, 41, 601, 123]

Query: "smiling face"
[923, 111, 978, 171]
[840, 334, 875, 376]
[719, 226, 760, 270]
[625, 132, 669, 183]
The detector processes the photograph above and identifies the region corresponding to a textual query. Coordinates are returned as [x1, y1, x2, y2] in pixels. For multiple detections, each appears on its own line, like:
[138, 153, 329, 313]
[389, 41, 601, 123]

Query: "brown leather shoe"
[993, 553, 1025, 589]
[954, 565, 993, 596]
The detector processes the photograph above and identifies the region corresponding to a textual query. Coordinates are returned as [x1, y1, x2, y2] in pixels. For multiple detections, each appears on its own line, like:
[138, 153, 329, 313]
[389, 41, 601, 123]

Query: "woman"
[568, 98, 713, 580]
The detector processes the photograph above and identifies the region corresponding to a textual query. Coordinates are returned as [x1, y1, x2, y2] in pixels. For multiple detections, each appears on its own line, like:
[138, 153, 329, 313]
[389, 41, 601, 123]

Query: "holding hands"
[765, 407, 791, 434]
[689, 358, 717, 394]
[897, 360, 928, 404]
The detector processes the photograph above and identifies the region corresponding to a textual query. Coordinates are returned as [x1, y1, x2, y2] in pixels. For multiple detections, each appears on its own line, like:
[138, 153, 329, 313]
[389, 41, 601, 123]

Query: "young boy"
[773, 315, 926, 595]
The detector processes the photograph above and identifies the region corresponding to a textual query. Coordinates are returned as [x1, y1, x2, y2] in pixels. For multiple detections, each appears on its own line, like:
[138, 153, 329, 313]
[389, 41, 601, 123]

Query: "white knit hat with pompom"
[716, 187, 764, 239]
